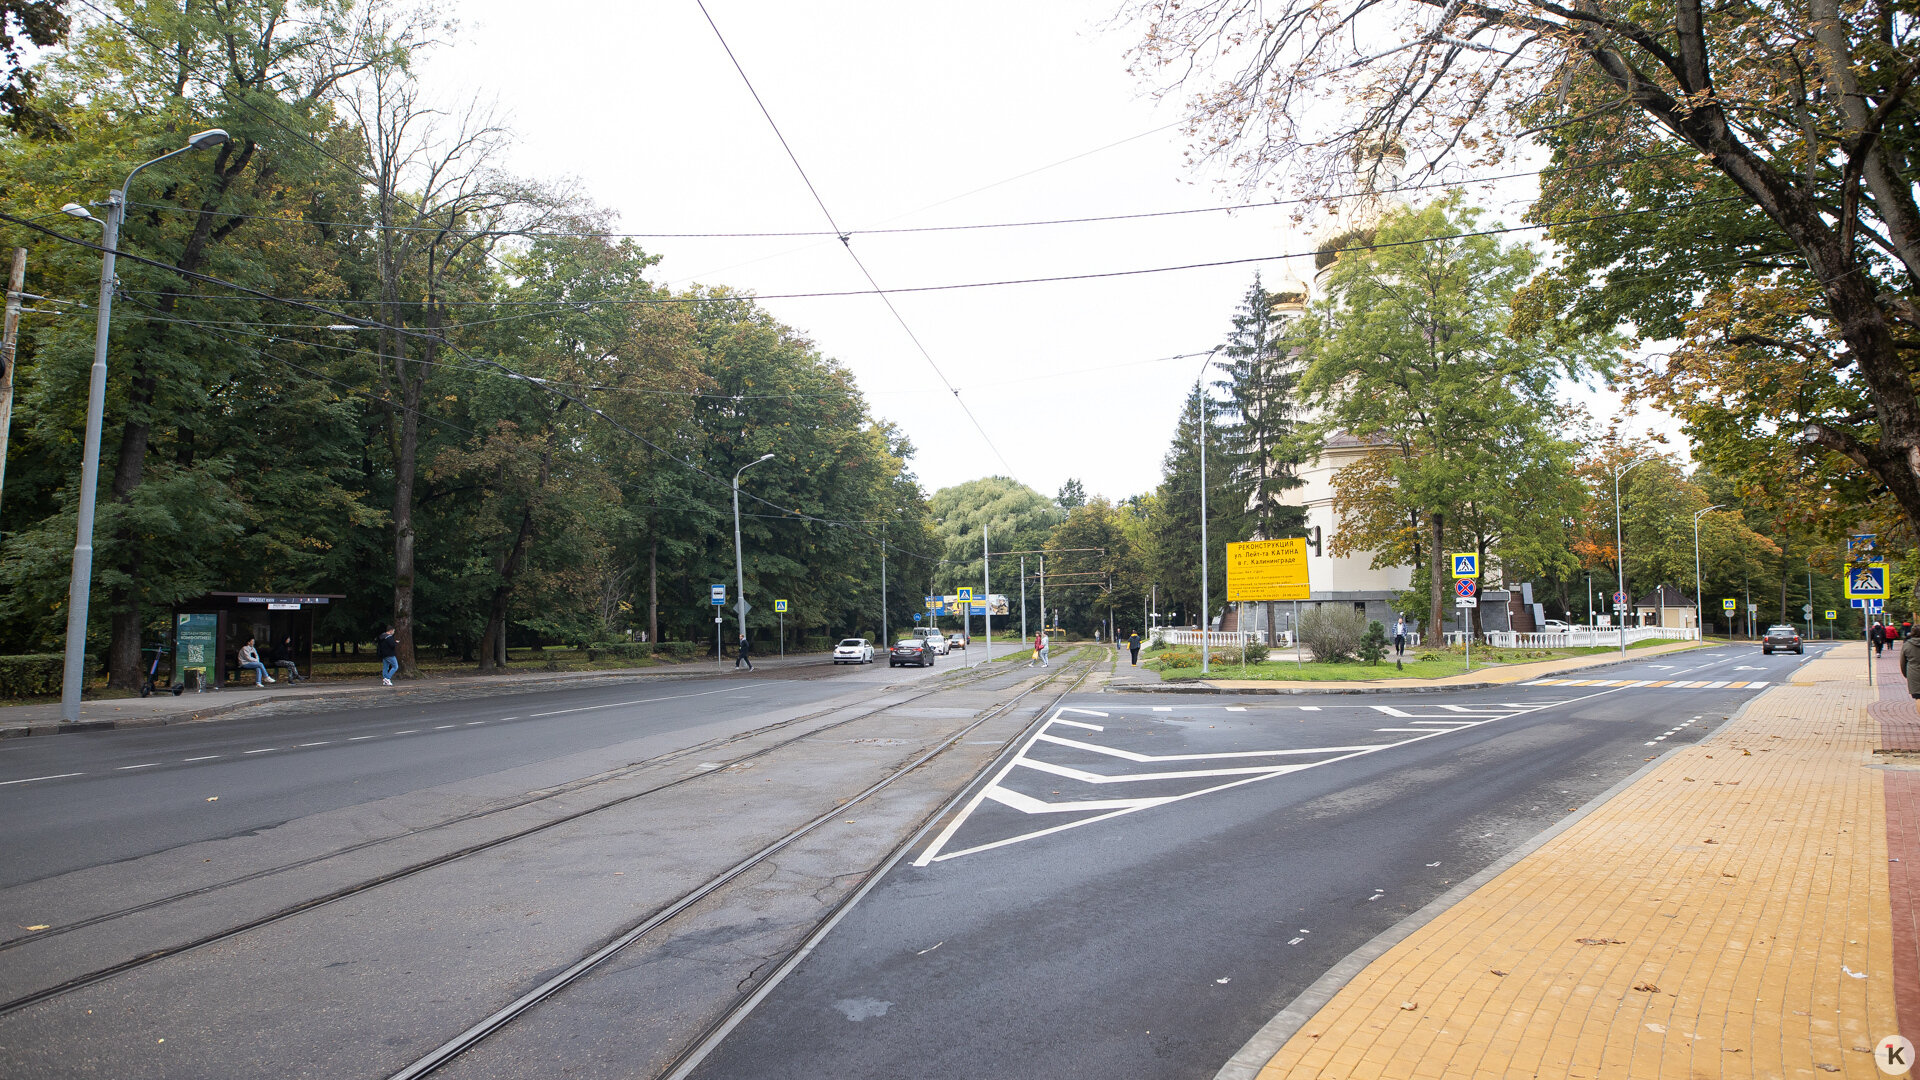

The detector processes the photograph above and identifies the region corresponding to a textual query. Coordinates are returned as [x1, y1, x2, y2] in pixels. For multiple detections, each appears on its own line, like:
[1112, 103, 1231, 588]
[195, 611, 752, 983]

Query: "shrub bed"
[0, 654, 90, 697]
[585, 642, 653, 661]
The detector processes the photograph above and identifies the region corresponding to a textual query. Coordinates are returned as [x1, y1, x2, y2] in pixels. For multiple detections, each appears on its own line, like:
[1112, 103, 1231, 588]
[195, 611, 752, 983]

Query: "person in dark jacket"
[1127, 631, 1141, 666]
[270, 636, 305, 682]
[1873, 622, 1888, 657]
[377, 627, 398, 685]
[735, 634, 752, 671]
[1903, 630, 1920, 699]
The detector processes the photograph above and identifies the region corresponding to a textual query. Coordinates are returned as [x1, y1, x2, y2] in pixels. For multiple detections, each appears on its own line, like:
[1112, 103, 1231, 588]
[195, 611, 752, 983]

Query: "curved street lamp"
[731, 454, 776, 648]
[1694, 504, 1723, 640]
[61, 130, 231, 720]
[1611, 453, 1652, 658]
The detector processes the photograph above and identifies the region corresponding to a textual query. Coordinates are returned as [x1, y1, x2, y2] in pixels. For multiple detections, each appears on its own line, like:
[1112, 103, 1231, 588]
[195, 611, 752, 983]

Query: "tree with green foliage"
[1290, 197, 1613, 638]
[928, 477, 1056, 613]
[1150, 383, 1250, 629]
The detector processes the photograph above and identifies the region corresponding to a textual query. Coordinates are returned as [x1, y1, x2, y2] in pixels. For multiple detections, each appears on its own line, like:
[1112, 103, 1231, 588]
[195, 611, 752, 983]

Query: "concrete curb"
[1210, 678, 1774, 1079]
[0, 659, 830, 739]
[1108, 640, 1713, 696]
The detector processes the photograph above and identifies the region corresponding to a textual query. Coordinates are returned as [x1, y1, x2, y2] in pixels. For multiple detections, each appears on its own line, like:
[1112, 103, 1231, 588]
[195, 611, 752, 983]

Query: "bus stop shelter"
[169, 592, 344, 690]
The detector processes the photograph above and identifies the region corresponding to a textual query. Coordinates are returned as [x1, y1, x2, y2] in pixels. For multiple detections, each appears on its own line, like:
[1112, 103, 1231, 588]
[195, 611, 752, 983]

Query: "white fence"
[1151, 629, 1294, 648]
[1482, 626, 1698, 649]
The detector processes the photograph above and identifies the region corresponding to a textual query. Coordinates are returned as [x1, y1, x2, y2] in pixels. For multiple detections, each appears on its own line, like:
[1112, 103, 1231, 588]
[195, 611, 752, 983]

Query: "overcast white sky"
[420, 0, 1679, 502]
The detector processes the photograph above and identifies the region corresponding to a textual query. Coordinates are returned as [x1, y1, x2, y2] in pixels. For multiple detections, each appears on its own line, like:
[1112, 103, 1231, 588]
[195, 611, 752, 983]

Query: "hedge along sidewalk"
[1113, 638, 1711, 695]
[0, 650, 832, 739]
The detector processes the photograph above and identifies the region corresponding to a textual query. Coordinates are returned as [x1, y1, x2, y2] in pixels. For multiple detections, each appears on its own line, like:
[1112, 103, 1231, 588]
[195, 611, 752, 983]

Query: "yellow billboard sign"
[1226, 538, 1311, 601]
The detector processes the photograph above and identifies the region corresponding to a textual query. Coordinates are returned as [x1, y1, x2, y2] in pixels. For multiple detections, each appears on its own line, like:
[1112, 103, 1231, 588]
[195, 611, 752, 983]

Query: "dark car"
[1762, 625, 1804, 655]
[889, 638, 935, 667]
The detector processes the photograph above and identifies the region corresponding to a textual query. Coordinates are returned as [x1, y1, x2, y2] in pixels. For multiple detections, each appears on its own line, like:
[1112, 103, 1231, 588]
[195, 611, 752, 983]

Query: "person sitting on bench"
[238, 638, 274, 685]
[270, 636, 306, 682]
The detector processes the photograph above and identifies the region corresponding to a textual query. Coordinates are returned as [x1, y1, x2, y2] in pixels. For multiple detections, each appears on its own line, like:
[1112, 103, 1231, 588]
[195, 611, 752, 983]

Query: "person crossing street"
[735, 634, 753, 671]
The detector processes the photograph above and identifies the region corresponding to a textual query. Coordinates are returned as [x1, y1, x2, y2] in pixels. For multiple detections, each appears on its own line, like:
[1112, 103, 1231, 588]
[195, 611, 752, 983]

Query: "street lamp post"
[1199, 384, 1212, 676]
[1694, 504, 1722, 642]
[1611, 454, 1651, 659]
[60, 129, 230, 721]
[731, 454, 774, 648]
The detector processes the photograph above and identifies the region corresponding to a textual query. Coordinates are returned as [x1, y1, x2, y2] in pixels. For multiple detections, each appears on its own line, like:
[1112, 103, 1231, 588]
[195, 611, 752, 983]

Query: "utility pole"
[0, 249, 25, 523]
[983, 524, 993, 663]
[880, 536, 888, 648]
[1020, 555, 1027, 640]
[1039, 555, 1047, 640]
[1199, 388, 1212, 676]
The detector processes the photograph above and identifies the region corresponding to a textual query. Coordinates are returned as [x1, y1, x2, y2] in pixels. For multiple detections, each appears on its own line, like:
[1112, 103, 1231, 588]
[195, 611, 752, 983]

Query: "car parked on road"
[833, 638, 874, 664]
[889, 638, 935, 667]
[1762, 624, 1804, 655]
[1539, 620, 1572, 634]
[913, 627, 950, 655]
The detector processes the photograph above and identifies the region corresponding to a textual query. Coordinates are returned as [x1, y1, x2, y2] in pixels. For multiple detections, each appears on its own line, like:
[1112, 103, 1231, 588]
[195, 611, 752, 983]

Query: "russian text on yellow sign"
[1226, 538, 1310, 601]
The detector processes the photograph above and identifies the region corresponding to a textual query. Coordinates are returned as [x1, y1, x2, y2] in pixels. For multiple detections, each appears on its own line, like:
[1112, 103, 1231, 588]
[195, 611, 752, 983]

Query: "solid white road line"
[1051, 719, 1105, 731]
[115, 763, 160, 770]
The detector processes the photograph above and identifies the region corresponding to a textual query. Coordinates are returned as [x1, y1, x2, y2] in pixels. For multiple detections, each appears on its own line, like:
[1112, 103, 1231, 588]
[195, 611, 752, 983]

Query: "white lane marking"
[1371, 705, 1415, 717]
[243, 748, 277, 754]
[1226, 707, 1247, 712]
[1015, 756, 1317, 785]
[1033, 732, 1387, 762]
[919, 700, 1548, 866]
[1375, 727, 1445, 732]
[347, 735, 377, 741]
[116, 763, 160, 770]
[1437, 704, 1481, 713]
[393, 730, 419, 735]
[182, 755, 220, 762]
[1287, 937, 1305, 945]
[495, 717, 518, 721]
[528, 686, 747, 719]
[1298, 706, 1321, 711]
[1061, 708, 1109, 718]
[298, 741, 329, 747]
[433, 725, 455, 730]
[1052, 719, 1106, 732]
[1152, 707, 1172, 712]
[0, 772, 83, 786]
[466, 721, 486, 725]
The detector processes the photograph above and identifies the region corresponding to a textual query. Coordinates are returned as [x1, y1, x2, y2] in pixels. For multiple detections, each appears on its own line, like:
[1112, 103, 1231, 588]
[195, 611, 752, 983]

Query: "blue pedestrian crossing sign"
[956, 587, 974, 602]
[774, 599, 788, 613]
[1845, 562, 1889, 600]
[1451, 553, 1477, 579]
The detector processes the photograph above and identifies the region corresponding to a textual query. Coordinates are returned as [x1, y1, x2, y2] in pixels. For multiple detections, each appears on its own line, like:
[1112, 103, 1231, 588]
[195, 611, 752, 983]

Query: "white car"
[1539, 620, 1572, 634]
[913, 627, 950, 654]
[832, 638, 874, 664]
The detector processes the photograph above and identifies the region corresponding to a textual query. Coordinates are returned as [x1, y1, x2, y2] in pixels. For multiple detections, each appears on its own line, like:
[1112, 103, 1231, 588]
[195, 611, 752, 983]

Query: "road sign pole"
[779, 611, 784, 658]
[983, 525, 993, 665]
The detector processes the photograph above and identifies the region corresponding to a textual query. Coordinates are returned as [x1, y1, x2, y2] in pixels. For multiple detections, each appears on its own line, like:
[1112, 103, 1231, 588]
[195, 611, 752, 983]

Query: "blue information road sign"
[709, 584, 726, 606]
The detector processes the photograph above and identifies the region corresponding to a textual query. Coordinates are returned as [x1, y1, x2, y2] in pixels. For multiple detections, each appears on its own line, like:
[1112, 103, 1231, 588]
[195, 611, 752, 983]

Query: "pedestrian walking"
[238, 637, 274, 686]
[1902, 629, 1920, 700]
[1393, 616, 1407, 658]
[1127, 631, 1141, 667]
[735, 634, 753, 671]
[1039, 629, 1050, 667]
[376, 627, 398, 685]
[1873, 622, 1888, 658]
[1032, 630, 1044, 667]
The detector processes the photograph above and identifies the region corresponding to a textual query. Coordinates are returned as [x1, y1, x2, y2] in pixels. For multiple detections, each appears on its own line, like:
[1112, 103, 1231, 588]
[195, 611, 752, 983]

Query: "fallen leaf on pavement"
[1575, 938, 1626, 945]
[1489, 969, 1508, 976]
[1399, 1001, 1418, 1011]
[1633, 983, 1661, 993]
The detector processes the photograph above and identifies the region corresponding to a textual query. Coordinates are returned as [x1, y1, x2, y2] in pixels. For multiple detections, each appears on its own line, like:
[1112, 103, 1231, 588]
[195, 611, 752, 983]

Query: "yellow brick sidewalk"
[1253, 642, 1900, 1079]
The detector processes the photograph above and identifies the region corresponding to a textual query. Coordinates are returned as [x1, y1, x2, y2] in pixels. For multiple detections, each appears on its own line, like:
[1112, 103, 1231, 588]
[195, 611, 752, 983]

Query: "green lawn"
[1148, 637, 1703, 682]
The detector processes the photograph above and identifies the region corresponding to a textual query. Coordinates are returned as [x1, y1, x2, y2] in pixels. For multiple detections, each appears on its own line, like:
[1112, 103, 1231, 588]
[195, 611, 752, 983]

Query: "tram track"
[0, 656, 1038, 1018]
[384, 656, 1098, 1080]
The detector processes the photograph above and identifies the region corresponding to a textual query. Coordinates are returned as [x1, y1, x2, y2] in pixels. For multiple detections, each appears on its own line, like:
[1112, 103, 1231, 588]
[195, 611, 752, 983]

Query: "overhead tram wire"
[113, 149, 1695, 241]
[691, 0, 1016, 479]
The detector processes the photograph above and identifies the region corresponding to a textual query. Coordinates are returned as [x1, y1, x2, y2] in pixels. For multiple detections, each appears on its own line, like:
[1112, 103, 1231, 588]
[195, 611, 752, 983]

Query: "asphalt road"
[689, 643, 1827, 1080]
[0, 652, 964, 889]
